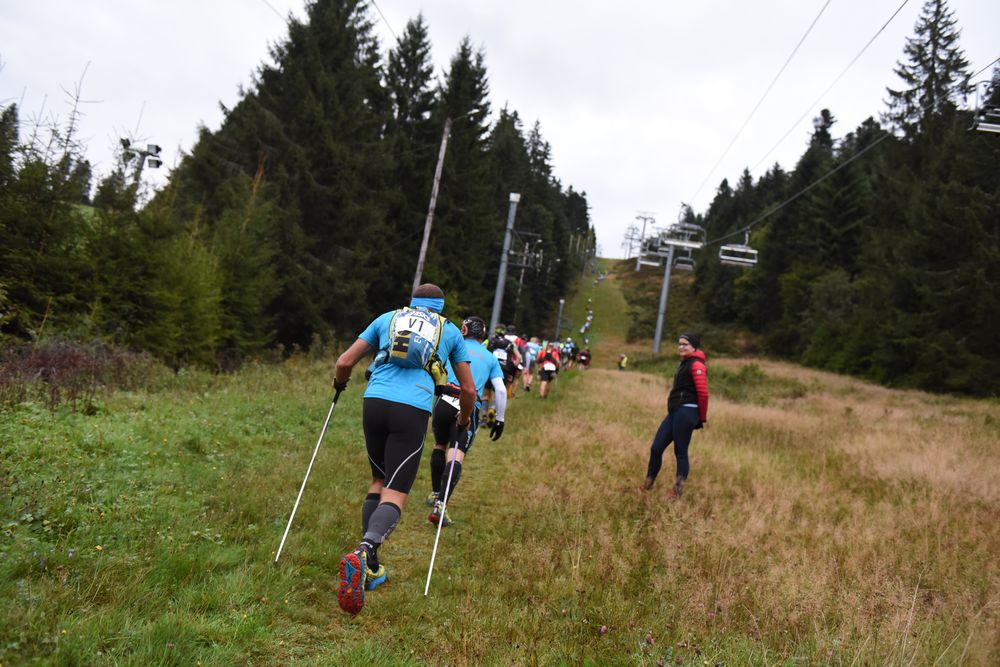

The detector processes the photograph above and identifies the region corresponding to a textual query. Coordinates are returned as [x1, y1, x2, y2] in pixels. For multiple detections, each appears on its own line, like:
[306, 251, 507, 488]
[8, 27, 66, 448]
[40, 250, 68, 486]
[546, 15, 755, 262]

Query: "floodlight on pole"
[121, 137, 162, 187]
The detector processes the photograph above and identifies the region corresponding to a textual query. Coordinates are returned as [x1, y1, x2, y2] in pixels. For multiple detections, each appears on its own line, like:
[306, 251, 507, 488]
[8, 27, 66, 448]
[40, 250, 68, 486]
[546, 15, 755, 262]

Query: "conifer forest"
[1, 0, 998, 396]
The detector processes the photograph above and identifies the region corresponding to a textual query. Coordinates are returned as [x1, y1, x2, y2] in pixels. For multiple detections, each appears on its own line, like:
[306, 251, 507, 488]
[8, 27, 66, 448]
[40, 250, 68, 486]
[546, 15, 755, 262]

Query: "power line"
[688, 0, 833, 205]
[750, 0, 912, 174]
[704, 56, 1000, 248]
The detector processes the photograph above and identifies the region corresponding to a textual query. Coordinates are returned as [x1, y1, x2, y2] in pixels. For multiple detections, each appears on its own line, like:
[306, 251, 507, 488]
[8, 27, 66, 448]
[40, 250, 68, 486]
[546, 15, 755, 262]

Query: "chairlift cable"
[750, 0, 913, 173]
[706, 132, 890, 247]
[688, 0, 833, 205]
[370, 0, 399, 42]
[258, 0, 399, 45]
[258, 0, 291, 25]
[702, 57, 1000, 249]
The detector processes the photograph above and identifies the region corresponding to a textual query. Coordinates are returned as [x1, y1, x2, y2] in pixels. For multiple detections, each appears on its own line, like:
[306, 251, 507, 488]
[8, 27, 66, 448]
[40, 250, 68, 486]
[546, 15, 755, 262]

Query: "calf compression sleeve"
[361, 502, 401, 564]
[430, 448, 446, 493]
[361, 493, 380, 535]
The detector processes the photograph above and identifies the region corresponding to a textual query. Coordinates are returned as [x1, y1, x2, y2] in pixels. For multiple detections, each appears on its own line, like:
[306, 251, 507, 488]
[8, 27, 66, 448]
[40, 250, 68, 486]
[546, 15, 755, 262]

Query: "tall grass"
[1, 268, 998, 665]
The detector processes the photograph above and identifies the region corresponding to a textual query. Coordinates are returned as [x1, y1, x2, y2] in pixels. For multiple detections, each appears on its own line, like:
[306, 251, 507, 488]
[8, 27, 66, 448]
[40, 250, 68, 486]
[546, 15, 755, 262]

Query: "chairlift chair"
[636, 228, 667, 267]
[662, 222, 706, 250]
[638, 246, 664, 267]
[673, 246, 696, 271]
[970, 82, 1000, 134]
[673, 256, 696, 271]
[718, 230, 758, 268]
[974, 107, 1000, 134]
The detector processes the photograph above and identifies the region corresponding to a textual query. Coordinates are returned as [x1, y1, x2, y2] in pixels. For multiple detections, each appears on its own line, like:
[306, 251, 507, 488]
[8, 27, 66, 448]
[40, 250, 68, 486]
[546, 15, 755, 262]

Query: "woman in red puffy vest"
[640, 332, 709, 497]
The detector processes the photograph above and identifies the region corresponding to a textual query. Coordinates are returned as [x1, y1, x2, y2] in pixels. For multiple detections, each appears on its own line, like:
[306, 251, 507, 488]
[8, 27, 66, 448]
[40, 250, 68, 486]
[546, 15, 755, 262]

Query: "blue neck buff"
[410, 296, 445, 313]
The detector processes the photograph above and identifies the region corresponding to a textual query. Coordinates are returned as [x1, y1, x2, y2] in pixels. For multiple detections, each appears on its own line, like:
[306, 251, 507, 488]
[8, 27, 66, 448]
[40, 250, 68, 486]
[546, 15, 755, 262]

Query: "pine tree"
[0, 105, 17, 189]
[209, 164, 279, 363]
[386, 14, 436, 138]
[861, 0, 998, 393]
[488, 107, 530, 200]
[381, 13, 440, 312]
[751, 111, 836, 353]
[86, 150, 172, 353]
[0, 104, 92, 338]
[66, 160, 93, 204]
[884, 0, 970, 141]
[421, 37, 495, 317]
[699, 174, 749, 324]
[165, 0, 396, 347]
[526, 120, 553, 185]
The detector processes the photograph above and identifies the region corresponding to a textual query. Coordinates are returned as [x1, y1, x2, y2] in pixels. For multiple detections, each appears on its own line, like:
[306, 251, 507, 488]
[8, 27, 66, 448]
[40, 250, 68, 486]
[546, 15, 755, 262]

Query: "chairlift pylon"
[718, 229, 758, 268]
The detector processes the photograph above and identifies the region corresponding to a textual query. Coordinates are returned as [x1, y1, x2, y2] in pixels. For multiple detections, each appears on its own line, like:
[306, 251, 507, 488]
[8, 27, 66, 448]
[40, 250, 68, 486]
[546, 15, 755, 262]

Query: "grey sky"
[2, 1, 998, 258]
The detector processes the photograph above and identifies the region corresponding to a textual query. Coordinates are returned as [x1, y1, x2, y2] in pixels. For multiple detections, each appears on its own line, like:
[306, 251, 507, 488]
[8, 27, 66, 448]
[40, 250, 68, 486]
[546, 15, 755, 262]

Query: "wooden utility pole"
[412, 117, 453, 293]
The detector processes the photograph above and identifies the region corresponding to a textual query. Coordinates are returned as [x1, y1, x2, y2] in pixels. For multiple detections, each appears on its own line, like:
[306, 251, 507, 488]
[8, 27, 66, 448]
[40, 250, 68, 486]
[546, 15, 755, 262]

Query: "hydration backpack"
[387, 307, 444, 369]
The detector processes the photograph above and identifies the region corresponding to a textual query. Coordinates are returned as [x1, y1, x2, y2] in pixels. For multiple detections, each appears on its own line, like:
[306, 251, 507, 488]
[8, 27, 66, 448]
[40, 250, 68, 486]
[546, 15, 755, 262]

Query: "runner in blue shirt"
[426, 315, 507, 527]
[523, 336, 541, 393]
[331, 284, 476, 615]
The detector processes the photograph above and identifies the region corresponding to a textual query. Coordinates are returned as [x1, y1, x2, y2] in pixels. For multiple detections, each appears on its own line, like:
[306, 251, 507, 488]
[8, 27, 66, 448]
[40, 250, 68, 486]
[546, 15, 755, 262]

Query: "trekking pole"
[274, 389, 342, 563]
[424, 440, 460, 596]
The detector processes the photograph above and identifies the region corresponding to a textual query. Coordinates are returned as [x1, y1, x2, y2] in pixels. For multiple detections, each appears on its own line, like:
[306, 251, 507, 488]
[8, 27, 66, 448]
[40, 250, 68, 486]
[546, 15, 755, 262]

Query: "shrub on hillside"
[631, 357, 807, 406]
[0, 339, 166, 411]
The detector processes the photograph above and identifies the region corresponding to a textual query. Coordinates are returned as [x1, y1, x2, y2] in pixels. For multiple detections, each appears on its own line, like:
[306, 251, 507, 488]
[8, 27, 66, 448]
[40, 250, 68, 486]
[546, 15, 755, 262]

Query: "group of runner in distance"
[328, 279, 708, 615]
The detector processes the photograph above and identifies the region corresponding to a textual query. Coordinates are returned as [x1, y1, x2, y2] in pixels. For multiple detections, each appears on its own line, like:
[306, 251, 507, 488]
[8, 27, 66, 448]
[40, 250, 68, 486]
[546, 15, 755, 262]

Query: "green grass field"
[2, 261, 998, 665]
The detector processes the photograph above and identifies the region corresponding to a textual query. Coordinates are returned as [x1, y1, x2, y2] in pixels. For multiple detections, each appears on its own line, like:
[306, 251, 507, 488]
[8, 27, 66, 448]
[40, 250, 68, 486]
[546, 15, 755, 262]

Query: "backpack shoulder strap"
[384, 308, 403, 348]
[430, 313, 445, 350]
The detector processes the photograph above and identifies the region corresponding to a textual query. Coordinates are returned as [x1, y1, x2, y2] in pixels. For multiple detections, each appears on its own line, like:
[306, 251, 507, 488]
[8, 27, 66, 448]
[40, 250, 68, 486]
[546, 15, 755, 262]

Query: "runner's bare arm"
[452, 361, 476, 425]
[334, 339, 374, 387]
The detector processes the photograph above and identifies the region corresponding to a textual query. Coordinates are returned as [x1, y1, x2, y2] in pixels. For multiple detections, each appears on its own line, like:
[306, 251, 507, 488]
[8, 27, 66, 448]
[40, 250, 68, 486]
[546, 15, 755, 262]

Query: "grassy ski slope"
[2, 261, 998, 665]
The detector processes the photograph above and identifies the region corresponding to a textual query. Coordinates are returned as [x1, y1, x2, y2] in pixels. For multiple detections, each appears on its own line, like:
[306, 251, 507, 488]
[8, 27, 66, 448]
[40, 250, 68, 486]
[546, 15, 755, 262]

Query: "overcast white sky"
[2, 1, 998, 258]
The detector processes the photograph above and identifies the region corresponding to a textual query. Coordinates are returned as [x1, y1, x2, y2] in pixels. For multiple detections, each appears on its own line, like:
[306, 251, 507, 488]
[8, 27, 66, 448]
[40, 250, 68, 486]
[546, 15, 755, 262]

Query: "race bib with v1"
[543, 362, 557, 371]
[396, 309, 440, 340]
